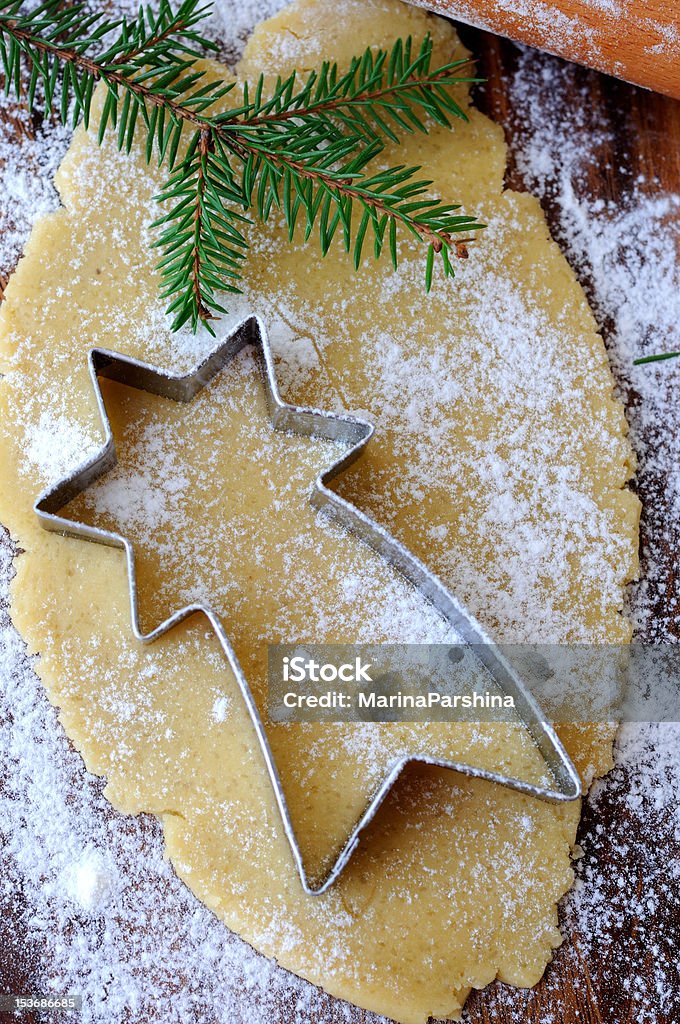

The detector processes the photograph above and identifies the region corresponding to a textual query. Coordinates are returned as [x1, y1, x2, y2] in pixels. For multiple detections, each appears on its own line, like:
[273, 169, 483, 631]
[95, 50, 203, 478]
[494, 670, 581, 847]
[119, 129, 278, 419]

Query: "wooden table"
[457, 25, 680, 1024]
[0, 17, 678, 1024]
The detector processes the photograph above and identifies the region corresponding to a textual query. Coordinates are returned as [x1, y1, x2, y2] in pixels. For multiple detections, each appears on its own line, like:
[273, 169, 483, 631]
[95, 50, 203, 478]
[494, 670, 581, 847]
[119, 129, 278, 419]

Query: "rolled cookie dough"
[0, 0, 639, 1020]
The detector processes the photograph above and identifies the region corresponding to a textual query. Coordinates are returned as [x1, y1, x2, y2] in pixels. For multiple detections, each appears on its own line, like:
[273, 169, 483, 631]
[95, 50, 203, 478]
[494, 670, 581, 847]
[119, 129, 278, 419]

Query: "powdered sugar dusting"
[66, 346, 461, 648]
[0, 5, 678, 1024]
[24, 409, 100, 479]
[0, 534, 374, 1021]
[0, 97, 69, 291]
[506, 45, 680, 640]
[466, 720, 680, 1022]
[477, 41, 680, 1022]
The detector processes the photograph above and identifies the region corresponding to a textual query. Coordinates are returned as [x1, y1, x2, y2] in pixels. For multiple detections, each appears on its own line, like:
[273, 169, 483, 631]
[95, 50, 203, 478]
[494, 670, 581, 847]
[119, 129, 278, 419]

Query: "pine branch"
[0, 0, 230, 139]
[0, 0, 485, 334]
[217, 36, 472, 139]
[154, 129, 250, 331]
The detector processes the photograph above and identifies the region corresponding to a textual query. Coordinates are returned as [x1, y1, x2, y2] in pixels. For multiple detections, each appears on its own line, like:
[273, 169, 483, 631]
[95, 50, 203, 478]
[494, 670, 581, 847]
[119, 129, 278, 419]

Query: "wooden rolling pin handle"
[406, 0, 680, 98]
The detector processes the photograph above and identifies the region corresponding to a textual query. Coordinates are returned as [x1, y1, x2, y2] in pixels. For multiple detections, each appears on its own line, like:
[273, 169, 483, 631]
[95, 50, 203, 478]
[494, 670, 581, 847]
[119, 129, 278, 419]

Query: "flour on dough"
[0, 0, 638, 1021]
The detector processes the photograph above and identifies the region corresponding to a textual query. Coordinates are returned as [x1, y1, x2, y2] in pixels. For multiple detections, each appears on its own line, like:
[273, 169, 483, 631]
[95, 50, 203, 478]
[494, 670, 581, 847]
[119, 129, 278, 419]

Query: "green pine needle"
[634, 351, 680, 365]
[0, 0, 485, 333]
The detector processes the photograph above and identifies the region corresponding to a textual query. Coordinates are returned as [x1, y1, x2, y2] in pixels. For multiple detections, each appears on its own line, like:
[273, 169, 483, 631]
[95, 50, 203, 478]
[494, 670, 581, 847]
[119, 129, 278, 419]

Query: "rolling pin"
[405, 0, 680, 98]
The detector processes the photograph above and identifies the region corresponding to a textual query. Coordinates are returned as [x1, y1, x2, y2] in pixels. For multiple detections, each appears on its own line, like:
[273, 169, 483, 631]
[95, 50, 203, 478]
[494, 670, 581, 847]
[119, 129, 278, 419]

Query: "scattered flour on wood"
[0, 6, 678, 1024]
[506, 45, 680, 640]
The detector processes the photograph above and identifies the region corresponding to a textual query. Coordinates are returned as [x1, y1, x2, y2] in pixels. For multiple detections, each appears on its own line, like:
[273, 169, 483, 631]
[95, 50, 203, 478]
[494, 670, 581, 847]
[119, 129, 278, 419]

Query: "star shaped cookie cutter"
[35, 314, 581, 895]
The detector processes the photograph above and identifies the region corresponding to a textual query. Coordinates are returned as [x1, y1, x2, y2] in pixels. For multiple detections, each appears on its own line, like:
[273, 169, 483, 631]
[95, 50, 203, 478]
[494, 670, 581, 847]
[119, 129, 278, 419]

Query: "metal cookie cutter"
[35, 314, 581, 895]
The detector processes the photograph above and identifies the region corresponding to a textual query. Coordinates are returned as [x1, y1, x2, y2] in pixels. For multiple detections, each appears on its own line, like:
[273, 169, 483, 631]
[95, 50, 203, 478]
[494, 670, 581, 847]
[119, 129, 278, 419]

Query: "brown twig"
[190, 127, 214, 322]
